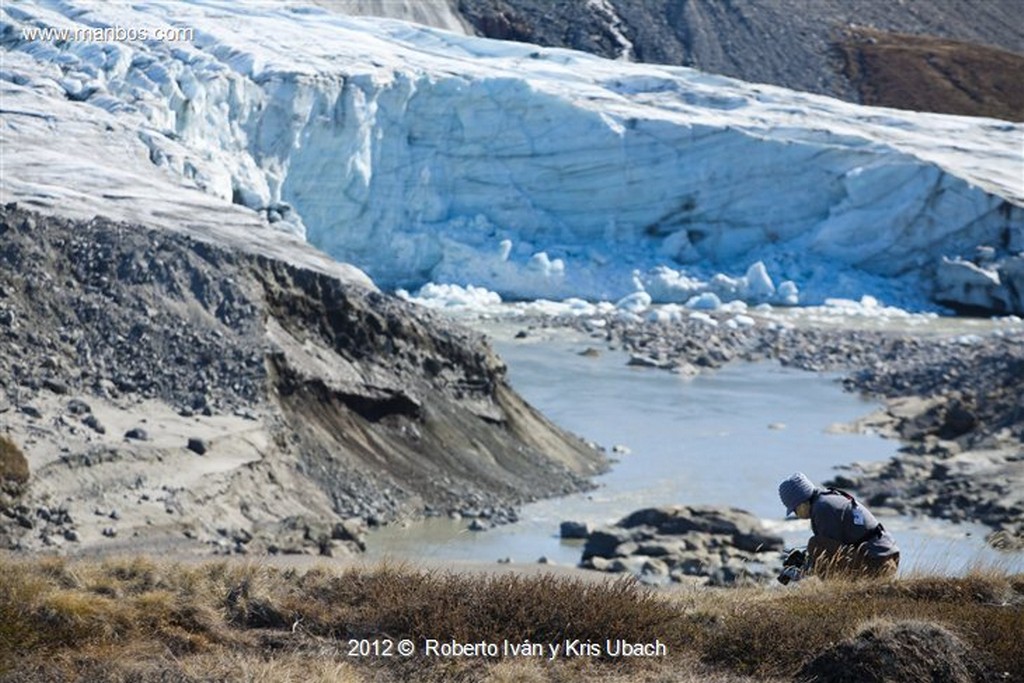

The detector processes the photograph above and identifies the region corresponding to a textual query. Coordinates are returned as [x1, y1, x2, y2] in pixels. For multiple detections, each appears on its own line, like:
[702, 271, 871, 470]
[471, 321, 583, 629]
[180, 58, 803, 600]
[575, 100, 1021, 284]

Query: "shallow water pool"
[367, 324, 1024, 576]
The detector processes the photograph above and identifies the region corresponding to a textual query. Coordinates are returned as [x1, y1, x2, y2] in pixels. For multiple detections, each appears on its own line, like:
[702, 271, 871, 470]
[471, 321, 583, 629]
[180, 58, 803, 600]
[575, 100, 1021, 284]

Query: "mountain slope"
[455, 0, 1024, 117]
[835, 27, 1024, 121]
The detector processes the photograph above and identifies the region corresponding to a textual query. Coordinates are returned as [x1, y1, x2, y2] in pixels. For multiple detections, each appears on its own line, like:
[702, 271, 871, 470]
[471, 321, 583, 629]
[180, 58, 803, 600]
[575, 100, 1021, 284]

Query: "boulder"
[66, 398, 91, 415]
[82, 414, 105, 434]
[559, 520, 592, 539]
[578, 505, 784, 586]
[618, 505, 784, 553]
[581, 528, 636, 560]
[186, 437, 208, 455]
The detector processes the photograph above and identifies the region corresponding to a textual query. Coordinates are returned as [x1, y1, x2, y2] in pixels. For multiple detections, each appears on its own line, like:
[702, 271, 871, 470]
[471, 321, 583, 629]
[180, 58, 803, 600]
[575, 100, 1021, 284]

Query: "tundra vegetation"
[0, 555, 1020, 682]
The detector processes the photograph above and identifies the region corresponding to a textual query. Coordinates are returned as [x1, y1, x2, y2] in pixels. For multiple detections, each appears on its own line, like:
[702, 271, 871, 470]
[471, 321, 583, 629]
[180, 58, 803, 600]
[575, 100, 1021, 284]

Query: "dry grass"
[836, 28, 1024, 121]
[0, 556, 1020, 682]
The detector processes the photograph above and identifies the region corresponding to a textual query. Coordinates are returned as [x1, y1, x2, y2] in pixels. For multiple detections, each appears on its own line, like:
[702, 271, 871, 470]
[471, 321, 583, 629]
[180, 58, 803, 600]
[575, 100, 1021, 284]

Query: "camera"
[783, 549, 806, 568]
[778, 548, 807, 584]
[777, 566, 802, 585]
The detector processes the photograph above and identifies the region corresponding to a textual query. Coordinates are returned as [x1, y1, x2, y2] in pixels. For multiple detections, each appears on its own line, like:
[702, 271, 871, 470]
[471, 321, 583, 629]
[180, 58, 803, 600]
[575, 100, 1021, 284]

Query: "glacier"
[1, 0, 1022, 311]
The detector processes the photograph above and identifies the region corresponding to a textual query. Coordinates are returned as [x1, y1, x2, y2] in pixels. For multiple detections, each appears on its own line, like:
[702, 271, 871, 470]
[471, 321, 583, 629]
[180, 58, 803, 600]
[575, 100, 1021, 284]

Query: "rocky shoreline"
[510, 308, 1024, 552]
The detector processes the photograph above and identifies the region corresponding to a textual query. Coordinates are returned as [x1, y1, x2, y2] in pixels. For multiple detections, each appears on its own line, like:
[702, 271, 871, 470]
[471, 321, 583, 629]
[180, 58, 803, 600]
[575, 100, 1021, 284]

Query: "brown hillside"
[837, 28, 1024, 121]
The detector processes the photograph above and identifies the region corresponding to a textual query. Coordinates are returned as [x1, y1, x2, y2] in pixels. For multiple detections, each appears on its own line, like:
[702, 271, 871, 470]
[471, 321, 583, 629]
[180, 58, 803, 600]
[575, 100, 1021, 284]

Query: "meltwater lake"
[368, 323, 1024, 576]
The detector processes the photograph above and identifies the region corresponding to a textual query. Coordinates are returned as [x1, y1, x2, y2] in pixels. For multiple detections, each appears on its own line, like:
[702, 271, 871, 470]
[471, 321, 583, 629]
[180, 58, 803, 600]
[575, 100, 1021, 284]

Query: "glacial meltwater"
[367, 323, 1024, 576]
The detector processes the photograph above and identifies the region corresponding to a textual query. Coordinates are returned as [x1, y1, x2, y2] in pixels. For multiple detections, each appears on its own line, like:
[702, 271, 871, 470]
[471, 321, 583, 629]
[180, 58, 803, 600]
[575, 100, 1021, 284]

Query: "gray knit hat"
[779, 472, 816, 514]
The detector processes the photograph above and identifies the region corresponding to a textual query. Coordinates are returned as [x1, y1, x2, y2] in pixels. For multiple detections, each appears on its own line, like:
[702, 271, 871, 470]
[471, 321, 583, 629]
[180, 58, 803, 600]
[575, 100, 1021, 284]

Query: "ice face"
[2, 1, 1021, 310]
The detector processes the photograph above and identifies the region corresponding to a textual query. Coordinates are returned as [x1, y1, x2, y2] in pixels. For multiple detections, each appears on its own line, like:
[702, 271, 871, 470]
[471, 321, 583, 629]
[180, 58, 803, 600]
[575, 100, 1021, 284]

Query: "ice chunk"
[686, 292, 723, 310]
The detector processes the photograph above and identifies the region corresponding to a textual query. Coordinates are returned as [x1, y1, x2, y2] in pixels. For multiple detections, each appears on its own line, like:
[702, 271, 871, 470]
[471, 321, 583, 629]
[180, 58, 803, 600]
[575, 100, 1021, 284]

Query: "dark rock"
[186, 437, 207, 455]
[82, 414, 105, 434]
[559, 520, 592, 539]
[19, 405, 42, 419]
[42, 378, 69, 394]
[124, 427, 148, 441]
[330, 518, 367, 552]
[619, 505, 784, 552]
[582, 528, 634, 560]
[66, 398, 91, 415]
[939, 401, 978, 439]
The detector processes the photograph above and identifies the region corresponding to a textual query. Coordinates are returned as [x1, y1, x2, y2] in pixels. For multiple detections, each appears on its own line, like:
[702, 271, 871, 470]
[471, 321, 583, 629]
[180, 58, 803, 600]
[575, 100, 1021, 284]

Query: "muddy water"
[368, 323, 1024, 575]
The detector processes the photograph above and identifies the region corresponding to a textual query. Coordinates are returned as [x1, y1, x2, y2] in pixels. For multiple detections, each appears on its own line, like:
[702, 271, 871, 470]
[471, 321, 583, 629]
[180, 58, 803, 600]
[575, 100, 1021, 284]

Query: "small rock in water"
[560, 520, 593, 539]
[768, 422, 786, 430]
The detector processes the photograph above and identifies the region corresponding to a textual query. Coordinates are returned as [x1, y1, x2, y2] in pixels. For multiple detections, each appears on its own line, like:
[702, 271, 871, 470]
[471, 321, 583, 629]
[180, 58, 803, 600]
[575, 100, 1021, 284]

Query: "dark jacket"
[810, 488, 899, 558]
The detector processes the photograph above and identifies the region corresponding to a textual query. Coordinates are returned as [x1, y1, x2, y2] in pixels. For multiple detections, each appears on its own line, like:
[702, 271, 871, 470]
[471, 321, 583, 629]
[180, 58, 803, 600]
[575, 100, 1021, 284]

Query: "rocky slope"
[0, 205, 605, 556]
[456, 0, 1024, 117]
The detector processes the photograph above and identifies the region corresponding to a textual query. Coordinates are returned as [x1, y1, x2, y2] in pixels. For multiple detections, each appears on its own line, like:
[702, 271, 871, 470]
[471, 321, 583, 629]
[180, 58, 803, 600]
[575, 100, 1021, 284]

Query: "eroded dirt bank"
[0, 206, 605, 557]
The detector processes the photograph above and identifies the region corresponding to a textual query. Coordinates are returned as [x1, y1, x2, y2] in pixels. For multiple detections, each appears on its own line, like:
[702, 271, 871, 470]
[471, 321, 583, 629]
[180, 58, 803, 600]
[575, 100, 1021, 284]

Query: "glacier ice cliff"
[1, 0, 1021, 311]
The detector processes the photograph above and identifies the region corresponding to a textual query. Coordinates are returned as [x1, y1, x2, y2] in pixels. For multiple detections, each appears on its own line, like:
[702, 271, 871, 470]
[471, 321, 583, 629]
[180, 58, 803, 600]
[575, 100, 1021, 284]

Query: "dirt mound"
[798, 619, 979, 683]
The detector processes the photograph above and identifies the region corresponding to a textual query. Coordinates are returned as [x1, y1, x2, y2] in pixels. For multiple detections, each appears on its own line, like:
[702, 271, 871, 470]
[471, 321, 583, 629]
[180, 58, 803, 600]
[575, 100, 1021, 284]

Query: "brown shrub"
[293, 563, 689, 654]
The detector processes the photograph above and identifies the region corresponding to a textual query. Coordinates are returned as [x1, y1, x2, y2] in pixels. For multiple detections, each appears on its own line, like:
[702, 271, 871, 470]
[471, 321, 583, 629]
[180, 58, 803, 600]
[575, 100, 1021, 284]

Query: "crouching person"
[778, 472, 899, 581]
